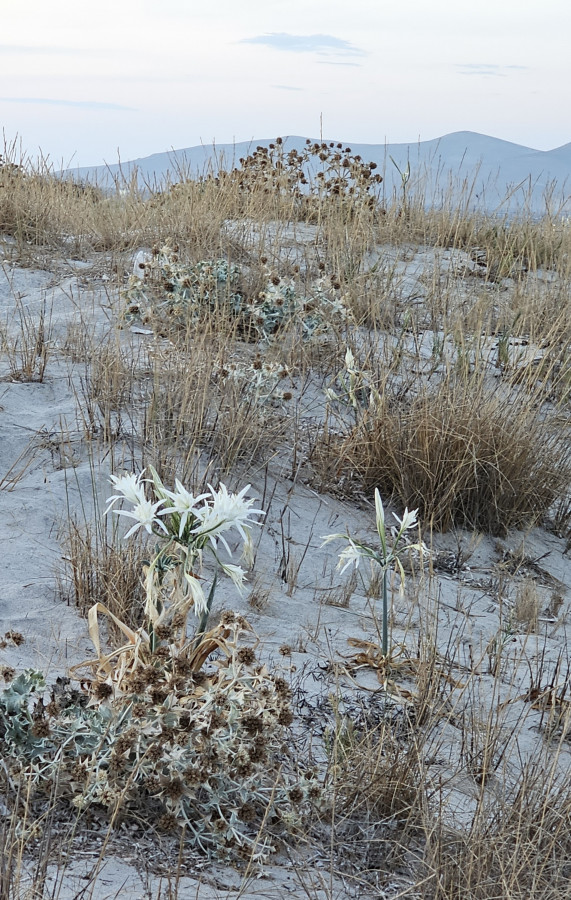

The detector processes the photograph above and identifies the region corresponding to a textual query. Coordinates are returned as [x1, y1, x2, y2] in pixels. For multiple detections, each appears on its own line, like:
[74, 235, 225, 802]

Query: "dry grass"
[327, 376, 570, 534]
[60, 517, 149, 636]
[423, 753, 571, 899]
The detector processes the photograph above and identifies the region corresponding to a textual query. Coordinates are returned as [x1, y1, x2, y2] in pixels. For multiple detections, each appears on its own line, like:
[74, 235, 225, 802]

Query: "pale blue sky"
[1, 0, 570, 167]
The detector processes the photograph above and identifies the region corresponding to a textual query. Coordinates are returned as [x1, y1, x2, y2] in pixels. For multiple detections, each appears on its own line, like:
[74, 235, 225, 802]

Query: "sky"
[1, 0, 570, 169]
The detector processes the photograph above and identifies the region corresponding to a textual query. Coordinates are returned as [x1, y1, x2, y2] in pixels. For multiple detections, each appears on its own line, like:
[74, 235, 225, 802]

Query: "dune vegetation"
[1, 138, 570, 898]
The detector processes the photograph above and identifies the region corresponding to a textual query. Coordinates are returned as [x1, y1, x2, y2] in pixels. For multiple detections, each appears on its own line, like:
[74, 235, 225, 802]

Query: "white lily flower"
[193, 483, 264, 552]
[114, 497, 167, 539]
[105, 471, 146, 514]
[241, 531, 255, 569]
[321, 532, 347, 547]
[219, 562, 247, 594]
[161, 479, 209, 537]
[393, 506, 419, 533]
[184, 572, 208, 616]
[337, 539, 364, 574]
[374, 489, 386, 533]
[323, 492, 424, 657]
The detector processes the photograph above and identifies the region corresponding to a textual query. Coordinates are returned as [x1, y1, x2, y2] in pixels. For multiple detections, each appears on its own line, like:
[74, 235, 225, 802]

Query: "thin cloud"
[240, 33, 365, 57]
[0, 44, 100, 56]
[0, 97, 136, 111]
[455, 63, 528, 77]
[316, 60, 362, 67]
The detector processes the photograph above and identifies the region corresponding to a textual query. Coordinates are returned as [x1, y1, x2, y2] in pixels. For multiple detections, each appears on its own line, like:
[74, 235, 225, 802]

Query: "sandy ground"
[1, 241, 570, 898]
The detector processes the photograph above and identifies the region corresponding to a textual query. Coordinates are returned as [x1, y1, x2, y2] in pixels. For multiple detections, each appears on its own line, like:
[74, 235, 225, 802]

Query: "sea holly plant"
[323, 489, 426, 656]
[123, 248, 243, 333]
[122, 245, 347, 344]
[0, 473, 321, 860]
[0, 624, 318, 860]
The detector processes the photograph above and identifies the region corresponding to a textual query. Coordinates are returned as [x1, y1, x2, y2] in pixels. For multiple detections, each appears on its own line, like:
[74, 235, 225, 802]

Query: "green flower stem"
[382, 567, 389, 657]
[193, 571, 218, 650]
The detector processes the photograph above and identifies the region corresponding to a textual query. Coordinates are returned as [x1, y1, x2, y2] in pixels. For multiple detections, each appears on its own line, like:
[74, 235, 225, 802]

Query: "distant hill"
[63, 131, 571, 216]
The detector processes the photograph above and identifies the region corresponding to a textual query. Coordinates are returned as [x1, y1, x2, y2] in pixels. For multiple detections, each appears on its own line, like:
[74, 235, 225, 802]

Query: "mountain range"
[65, 131, 571, 216]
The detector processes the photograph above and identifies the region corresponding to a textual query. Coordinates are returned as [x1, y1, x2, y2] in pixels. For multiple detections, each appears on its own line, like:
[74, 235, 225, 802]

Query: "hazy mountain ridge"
[65, 131, 571, 215]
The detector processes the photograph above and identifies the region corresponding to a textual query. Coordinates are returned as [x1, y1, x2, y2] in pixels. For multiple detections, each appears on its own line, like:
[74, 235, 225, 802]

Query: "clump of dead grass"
[317, 374, 570, 535]
[60, 517, 148, 637]
[422, 753, 571, 899]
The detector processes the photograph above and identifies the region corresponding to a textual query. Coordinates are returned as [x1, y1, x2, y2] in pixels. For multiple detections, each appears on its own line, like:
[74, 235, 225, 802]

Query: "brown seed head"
[70, 762, 86, 782]
[160, 726, 176, 744]
[173, 656, 193, 676]
[128, 674, 147, 694]
[242, 714, 262, 735]
[31, 720, 51, 739]
[154, 624, 173, 642]
[163, 777, 185, 800]
[144, 775, 161, 793]
[150, 687, 169, 705]
[93, 682, 113, 701]
[157, 813, 179, 832]
[146, 743, 164, 762]
[273, 676, 291, 696]
[289, 786, 304, 804]
[237, 647, 257, 666]
[248, 735, 268, 763]
[115, 729, 136, 755]
[238, 803, 258, 823]
[142, 666, 162, 686]
[278, 708, 294, 726]
[5, 631, 24, 646]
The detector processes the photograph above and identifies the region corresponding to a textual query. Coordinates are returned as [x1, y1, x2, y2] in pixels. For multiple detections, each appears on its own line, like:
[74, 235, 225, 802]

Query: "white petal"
[184, 573, 208, 616]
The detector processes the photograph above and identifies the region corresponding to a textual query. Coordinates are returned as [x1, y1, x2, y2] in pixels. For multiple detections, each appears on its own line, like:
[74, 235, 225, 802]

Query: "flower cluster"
[0, 619, 321, 861]
[243, 270, 347, 343]
[122, 247, 347, 344]
[122, 247, 242, 333]
[106, 468, 263, 618]
[214, 358, 290, 406]
[215, 138, 383, 219]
